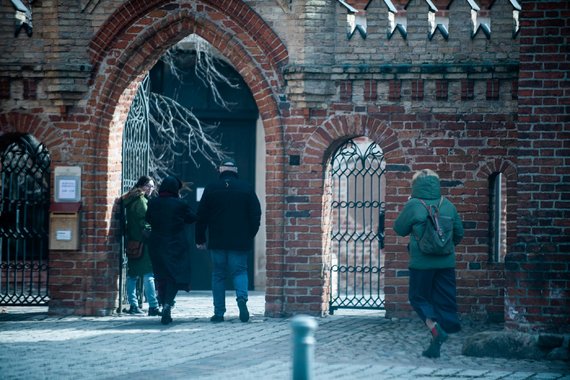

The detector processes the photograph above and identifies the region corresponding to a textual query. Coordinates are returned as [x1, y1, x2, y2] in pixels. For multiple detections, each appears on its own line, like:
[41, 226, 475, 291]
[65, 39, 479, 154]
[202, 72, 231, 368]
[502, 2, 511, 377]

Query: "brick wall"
[505, 0, 570, 332]
[0, 0, 566, 331]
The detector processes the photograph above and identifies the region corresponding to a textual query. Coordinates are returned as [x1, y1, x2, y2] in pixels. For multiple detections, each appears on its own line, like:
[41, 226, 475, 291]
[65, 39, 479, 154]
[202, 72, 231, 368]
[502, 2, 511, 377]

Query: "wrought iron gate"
[328, 138, 386, 314]
[119, 76, 150, 312]
[0, 134, 50, 306]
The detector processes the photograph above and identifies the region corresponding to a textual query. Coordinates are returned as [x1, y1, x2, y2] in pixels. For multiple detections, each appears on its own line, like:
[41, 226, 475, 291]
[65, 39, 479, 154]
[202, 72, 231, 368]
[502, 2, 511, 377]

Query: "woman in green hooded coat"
[122, 175, 161, 316]
[394, 169, 464, 358]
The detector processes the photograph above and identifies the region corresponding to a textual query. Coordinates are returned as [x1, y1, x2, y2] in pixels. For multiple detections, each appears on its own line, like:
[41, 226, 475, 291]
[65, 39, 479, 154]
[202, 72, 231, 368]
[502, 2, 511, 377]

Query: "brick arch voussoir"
[477, 159, 518, 181]
[88, 0, 165, 67]
[0, 112, 66, 162]
[304, 114, 401, 165]
[89, 0, 288, 86]
[90, 10, 196, 120]
[90, 7, 282, 136]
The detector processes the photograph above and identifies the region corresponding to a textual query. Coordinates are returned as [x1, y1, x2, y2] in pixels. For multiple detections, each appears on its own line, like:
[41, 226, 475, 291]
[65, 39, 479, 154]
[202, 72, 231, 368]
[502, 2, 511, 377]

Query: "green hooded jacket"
[122, 189, 153, 277]
[393, 174, 464, 270]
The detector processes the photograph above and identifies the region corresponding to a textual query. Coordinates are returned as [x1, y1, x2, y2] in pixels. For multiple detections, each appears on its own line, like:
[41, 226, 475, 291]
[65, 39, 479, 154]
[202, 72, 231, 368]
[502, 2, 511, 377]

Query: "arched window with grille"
[327, 136, 386, 313]
[0, 133, 50, 306]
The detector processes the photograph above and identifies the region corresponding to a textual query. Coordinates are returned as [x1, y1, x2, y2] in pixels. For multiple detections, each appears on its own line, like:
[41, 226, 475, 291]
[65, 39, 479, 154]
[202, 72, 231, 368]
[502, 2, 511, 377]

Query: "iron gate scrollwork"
[0, 134, 50, 306]
[328, 138, 386, 313]
[119, 76, 150, 312]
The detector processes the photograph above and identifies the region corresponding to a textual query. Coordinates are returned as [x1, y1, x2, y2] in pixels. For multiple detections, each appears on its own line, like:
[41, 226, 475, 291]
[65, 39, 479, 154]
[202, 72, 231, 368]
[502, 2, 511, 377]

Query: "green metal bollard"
[291, 315, 318, 380]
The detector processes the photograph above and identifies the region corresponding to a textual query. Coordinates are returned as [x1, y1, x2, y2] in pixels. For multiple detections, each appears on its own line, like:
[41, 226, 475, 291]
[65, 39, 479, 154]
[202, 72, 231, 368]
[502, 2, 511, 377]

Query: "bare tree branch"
[162, 34, 239, 110]
[148, 92, 227, 180]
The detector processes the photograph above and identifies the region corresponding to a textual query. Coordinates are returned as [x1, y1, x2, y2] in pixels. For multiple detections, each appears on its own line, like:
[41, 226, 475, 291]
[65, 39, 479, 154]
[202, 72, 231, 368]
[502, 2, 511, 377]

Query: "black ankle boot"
[422, 338, 442, 358]
[237, 298, 249, 322]
[161, 305, 172, 325]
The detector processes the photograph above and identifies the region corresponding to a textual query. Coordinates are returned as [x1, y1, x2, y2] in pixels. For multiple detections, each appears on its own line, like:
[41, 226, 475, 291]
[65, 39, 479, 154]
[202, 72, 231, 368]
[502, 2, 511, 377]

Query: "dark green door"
[149, 49, 258, 290]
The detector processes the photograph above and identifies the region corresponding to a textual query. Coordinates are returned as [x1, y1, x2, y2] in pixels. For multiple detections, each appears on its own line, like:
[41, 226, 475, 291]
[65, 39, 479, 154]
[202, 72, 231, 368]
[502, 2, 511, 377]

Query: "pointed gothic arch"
[79, 1, 289, 316]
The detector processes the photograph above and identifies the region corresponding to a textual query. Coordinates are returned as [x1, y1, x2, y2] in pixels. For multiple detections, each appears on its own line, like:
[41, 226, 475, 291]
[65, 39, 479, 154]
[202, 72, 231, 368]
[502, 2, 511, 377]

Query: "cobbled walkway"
[1, 291, 568, 379]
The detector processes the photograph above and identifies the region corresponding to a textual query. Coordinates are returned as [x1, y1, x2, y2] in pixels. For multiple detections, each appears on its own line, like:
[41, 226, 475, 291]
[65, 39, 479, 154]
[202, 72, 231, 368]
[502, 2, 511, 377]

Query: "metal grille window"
[328, 137, 386, 313]
[0, 133, 50, 306]
[122, 76, 151, 194]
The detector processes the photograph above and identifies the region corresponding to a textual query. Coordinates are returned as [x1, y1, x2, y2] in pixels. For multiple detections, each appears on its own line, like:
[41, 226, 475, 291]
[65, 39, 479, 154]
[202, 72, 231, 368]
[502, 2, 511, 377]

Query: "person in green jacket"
[394, 169, 464, 358]
[122, 176, 161, 316]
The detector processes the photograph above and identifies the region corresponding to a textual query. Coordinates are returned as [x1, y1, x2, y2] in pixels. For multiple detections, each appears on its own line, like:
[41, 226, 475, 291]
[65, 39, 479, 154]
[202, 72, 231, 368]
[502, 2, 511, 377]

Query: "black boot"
[148, 307, 162, 316]
[422, 323, 448, 358]
[128, 304, 144, 315]
[161, 305, 172, 325]
[237, 298, 249, 322]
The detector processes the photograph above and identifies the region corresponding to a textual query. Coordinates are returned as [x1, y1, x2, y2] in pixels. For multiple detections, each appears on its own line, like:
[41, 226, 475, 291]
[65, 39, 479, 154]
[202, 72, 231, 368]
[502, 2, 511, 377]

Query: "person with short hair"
[196, 159, 262, 323]
[121, 175, 161, 316]
[146, 175, 197, 325]
[394, 169, 464, 358]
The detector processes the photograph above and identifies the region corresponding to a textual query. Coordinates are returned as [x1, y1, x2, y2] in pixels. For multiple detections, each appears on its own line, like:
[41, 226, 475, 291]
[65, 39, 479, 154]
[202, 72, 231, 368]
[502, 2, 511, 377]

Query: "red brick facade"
[0, 0, 568, 332]
[505, 1, 570, 332]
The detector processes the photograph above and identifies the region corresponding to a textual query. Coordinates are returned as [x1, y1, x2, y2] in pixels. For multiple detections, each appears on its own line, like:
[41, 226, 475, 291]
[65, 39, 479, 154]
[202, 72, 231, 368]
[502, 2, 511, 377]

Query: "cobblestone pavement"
[1, 291, 568, 380]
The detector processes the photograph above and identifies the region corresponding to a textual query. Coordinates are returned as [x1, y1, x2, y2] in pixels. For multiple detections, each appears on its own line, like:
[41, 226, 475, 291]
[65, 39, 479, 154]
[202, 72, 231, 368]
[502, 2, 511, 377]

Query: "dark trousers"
[408, 267, 461, 333]
[155, 276, 178, 308]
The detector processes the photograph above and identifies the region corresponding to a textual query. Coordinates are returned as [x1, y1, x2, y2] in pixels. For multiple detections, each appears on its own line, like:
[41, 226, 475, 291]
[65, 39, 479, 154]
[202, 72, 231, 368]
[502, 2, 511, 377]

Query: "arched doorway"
[146, 39, 259, 290]
[85, 2, 286, 316]
[0, 133, 50, 306]
[327, 137, 386, 313]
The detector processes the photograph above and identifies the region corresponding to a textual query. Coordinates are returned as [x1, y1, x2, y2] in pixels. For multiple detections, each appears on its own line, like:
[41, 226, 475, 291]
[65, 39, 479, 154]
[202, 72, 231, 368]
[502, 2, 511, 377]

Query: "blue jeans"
[127, 272, 159, 308]
[211, 250, 249, 317]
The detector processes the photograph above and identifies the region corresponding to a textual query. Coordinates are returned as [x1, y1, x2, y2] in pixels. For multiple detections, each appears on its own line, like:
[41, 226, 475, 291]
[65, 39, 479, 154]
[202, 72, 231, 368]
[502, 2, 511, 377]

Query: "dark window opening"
[489, 172, 507, 263]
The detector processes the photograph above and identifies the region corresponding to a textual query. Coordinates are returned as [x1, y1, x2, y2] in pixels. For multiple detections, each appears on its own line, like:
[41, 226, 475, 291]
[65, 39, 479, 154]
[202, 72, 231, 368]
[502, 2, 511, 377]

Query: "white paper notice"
[58, 179, 77, 200]
[196, 187, 204, 202]
[56, 230, 72, 241]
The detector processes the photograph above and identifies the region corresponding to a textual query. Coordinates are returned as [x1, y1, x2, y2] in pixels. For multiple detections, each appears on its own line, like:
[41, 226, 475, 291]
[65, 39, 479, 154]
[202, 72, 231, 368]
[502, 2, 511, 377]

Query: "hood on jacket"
[411, 173, 441, 200]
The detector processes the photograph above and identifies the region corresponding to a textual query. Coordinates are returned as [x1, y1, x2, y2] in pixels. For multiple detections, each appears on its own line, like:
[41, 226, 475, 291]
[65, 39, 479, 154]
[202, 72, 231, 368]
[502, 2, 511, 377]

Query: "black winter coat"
[146, 192, 197, 288]
[196, 171, 261, 252]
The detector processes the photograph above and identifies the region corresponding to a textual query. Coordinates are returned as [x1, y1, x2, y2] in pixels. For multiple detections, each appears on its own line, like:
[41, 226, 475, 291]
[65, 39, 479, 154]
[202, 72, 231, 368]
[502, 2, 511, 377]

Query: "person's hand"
[196, 244, 207, 250]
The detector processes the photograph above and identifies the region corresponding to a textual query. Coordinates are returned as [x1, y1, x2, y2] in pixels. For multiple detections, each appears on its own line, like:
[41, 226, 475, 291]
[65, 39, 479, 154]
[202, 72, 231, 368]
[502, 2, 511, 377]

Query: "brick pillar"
[508, 0, 570, 332]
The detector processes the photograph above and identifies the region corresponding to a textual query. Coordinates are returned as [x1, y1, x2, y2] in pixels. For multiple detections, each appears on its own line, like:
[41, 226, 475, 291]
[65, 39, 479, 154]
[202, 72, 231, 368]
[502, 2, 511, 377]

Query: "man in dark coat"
[195, 159, 261, 323]
[146, 176, 197, 325]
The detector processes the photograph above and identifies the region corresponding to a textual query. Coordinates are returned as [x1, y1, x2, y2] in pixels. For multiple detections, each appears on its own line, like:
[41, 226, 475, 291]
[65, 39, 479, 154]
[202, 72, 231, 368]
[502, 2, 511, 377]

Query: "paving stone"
[0, 291, 568, 380]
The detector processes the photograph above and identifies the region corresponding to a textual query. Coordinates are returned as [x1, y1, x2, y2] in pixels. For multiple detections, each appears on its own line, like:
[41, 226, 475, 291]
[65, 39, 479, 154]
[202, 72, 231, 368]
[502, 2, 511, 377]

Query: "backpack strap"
[420, 197, 445, 212]
[416, 197, 445, 238]
[413, 199, 431, 242]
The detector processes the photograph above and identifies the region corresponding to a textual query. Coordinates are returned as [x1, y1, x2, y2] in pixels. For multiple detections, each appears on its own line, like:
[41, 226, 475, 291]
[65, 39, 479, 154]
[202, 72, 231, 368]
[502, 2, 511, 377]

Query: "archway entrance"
[147, 39, 258, 290]
[0, 133, 50, 306]
[328, 137, 386, 313]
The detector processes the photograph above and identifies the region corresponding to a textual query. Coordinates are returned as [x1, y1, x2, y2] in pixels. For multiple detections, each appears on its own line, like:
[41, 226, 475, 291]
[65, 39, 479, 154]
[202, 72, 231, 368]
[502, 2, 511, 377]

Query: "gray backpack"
[414, 197, 454, 256]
